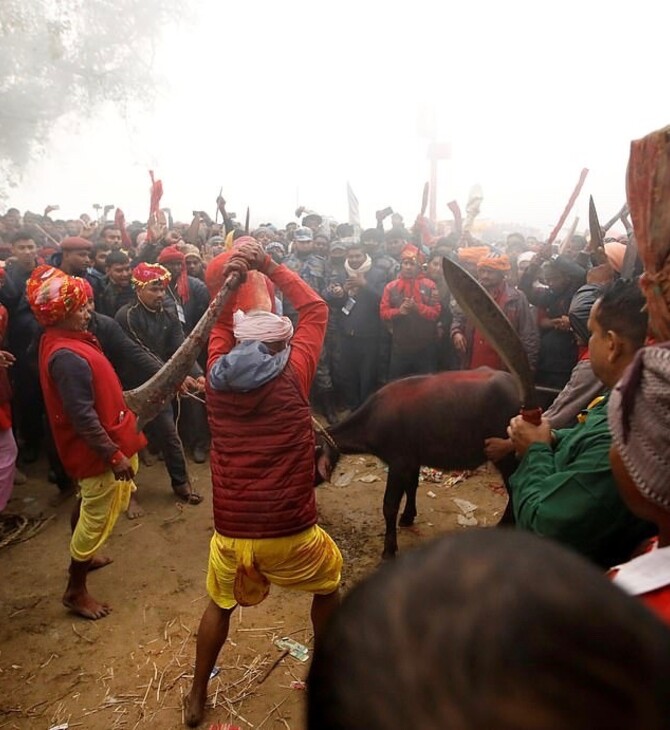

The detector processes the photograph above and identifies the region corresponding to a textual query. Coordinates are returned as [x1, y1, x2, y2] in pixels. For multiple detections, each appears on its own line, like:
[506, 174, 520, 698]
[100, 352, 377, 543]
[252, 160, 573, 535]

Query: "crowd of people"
[1, 158, 670, 728]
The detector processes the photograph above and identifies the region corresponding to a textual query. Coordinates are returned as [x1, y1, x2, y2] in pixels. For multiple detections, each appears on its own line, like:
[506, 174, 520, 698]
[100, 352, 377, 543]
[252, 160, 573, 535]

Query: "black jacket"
[89, 311, 160, 389]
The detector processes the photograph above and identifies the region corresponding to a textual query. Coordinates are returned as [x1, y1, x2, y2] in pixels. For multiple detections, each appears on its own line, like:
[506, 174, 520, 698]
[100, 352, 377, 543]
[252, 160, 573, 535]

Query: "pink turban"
[604, 242, 627, 274]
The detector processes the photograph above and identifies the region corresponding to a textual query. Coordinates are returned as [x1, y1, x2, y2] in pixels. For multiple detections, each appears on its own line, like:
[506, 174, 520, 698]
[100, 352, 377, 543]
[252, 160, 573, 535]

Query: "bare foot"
[88, 555, 113, 572]
[63, 589, 112, 620]
[126, 495, 144, 519]
[184, 690, 206, 727]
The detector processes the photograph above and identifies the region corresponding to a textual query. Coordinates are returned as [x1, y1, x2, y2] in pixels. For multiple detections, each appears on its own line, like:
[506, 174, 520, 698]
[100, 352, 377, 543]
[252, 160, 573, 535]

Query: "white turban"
[233, 309, 294, 342]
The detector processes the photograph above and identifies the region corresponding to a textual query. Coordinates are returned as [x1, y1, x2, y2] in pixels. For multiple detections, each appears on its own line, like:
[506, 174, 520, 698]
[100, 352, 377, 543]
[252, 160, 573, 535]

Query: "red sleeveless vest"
[207, 362, 317, 539]
[39, 328, 146, 478]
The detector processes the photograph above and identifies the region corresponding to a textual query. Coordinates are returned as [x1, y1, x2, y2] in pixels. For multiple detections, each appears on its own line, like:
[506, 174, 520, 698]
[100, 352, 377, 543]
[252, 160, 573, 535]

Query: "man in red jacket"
[27, 266, 146, 620]
[379, 244, 441, 379]
[185, 242, 342, 727]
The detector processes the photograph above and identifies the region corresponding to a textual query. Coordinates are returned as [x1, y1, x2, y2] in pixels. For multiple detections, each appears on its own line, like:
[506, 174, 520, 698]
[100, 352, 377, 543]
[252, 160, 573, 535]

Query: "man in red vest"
[184, 241, 342, 727]
[27, 266, 146, 620]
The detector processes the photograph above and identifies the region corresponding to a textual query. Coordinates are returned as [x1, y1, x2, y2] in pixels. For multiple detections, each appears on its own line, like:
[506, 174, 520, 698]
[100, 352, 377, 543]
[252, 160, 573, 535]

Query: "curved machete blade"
[442, 257, 538, 409]
[588, 195, 604, 253]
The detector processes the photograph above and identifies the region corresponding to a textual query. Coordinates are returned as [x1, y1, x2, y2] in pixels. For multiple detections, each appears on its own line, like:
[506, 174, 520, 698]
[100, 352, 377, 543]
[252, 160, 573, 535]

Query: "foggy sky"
[9, 0, 669, 237]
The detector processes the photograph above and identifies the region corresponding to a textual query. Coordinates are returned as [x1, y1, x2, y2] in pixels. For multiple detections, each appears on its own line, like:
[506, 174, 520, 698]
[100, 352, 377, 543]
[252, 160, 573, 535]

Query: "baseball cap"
[293, 227, 313, 242]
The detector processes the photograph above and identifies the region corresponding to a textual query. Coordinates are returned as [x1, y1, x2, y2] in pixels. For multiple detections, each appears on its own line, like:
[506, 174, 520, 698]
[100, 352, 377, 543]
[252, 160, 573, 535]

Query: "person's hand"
[452, 332, 467, 354]
[111, 455, 135, 481]
[346, 273, 366, 289]
[216, 195, 226, 209]
[181, 376, 198, 393]
[484, 437, 515, 462]
[235, 241, 272, 272]
[329, 283, 344, 297]
[194, 376, 206, 392]
[430, 289, 441, 304]
[80, 219, 98, 240]
[398, 299, 411, 315]
[507, 415, 553, 458]
[0, 350, 16, 368]
[221, 254, 249, 287]
[148, 211, 168, 242]
[550, 315, 571, 331]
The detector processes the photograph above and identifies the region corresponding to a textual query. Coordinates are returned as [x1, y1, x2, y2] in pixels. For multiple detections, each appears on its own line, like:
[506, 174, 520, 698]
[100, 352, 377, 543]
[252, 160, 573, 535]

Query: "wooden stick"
[257, 649, 289, 684]
[547, 168, 589, 245]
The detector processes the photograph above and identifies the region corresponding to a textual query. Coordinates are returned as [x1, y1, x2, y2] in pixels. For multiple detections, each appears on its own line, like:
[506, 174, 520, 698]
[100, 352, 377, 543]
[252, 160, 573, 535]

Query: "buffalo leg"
[382, 465, 416, 559]
[398, 469, 419, 527]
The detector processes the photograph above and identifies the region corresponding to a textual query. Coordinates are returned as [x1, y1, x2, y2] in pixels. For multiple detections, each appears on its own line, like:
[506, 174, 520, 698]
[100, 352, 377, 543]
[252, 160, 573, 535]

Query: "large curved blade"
[588, 195, 604, 253]
[443, 257, 538, 409]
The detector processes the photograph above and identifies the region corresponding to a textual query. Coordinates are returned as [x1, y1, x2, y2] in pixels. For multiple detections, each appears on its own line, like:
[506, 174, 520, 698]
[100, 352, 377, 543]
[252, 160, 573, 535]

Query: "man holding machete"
[506, 280, 654, 568]
[444, 257, 653, 569]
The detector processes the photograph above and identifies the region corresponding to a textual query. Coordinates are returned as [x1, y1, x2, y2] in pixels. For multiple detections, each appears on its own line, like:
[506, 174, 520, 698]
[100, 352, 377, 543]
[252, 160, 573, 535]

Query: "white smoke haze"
[3, 0, 668, 236]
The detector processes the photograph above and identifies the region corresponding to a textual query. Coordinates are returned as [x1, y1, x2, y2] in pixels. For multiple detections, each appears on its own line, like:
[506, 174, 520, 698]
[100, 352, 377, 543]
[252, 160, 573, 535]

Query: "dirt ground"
[0, 451, 506, 730]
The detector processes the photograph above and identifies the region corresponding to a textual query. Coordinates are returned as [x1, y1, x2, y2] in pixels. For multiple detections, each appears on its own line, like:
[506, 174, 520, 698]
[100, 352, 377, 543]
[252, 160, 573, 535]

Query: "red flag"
[114, 208, 132, 250]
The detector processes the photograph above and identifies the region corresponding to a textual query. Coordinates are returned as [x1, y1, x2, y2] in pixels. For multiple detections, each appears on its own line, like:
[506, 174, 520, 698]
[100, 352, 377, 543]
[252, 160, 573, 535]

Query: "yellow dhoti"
[206, 525, 342, 609]
[70, 454, 139, 562]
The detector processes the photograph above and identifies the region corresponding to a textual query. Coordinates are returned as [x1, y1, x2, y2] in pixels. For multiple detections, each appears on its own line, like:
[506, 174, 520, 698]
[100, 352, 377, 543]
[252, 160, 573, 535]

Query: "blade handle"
[521, 406, 542, 426]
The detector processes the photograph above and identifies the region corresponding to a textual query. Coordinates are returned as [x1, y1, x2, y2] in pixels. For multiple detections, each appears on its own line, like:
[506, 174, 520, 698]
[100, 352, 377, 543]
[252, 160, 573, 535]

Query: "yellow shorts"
[206, 525, 342, 609]
[70, 454, 139, 562]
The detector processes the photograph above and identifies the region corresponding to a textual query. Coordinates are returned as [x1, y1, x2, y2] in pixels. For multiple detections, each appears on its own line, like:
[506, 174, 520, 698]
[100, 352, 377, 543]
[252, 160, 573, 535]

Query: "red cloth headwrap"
[400, 244, 424, 264]
[131, 262, 171, 289]
[26, 265, 89, 327]
[158, 245, 190, 303]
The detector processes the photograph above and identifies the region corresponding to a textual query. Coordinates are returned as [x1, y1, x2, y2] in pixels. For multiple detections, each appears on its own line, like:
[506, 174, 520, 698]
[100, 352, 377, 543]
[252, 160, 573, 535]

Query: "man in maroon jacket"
[27, 265, 146, 621]
[185, 242, 342, 727]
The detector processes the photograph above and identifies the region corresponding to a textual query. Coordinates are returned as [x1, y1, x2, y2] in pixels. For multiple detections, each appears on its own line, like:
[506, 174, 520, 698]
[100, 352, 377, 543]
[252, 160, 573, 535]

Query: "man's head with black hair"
[10, 230, 38, 271]
[308, 529, 670, 730]
[588, 279, 648, 388]
[594, 279, 648, 351]
[100, 223, 123, 249]
[106, 250, 131, 288]
[92, 240, 112, 273]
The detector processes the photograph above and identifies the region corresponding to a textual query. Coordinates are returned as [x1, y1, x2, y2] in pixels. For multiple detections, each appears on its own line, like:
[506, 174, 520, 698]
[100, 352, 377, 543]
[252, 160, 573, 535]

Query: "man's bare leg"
[311, 589, 340, 642]
[185, 600, 234, 727]
[63, 558, 112, 620]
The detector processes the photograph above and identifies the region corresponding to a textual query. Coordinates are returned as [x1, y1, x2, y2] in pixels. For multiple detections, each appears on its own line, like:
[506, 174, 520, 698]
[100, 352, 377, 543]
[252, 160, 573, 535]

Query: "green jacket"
[510, 396, 654, 567]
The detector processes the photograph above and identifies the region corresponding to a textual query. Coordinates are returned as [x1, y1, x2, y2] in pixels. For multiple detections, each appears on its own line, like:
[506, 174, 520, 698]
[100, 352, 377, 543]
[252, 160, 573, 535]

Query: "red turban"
[157, 245, 190, 302]
[477, 253, 511, 272]
[400, 244, 424, 264]
[131, 262, 171, 289]
[157, 245, 185, 264]
[26, 265, 89, 326]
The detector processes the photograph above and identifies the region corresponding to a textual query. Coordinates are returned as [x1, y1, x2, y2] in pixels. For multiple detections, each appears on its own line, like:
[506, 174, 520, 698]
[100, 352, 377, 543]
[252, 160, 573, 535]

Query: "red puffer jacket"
[208, 362, 317, 538]
[207, 263, 327, 539]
